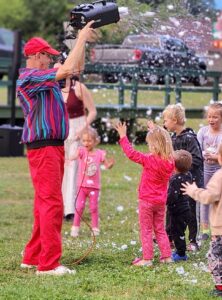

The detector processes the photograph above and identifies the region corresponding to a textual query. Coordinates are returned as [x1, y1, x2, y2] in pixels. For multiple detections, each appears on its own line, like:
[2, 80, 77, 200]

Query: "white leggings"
[62, 116, 86, 216]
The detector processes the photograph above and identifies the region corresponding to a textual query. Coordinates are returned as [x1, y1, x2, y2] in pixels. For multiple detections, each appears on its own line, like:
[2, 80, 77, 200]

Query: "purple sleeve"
[22, 68, 58, 96]
[119, 136, 146, 165]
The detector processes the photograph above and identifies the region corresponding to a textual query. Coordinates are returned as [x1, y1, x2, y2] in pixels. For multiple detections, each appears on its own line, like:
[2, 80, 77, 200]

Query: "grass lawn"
[0, 145, 216, 300]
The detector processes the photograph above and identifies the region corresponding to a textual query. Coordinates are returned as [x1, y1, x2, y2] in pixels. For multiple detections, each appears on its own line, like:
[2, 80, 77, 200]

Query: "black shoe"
[209, 289, 222, 297]
[64, 214, 74, 222]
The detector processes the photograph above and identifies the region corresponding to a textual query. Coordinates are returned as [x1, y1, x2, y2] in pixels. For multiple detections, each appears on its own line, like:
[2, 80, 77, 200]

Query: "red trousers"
[139, 200, 171, 260]
[22, 146, 64, 271]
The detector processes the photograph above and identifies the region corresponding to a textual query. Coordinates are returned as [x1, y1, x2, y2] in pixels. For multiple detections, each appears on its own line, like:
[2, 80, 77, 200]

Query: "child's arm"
[167, 177, 179, 206]
[147, 120, 156, 130]
[68, 148, 80, 161]
[114, 121, 146, 165]
[103, 157, 115, 169]
[181, 170, 222, 204]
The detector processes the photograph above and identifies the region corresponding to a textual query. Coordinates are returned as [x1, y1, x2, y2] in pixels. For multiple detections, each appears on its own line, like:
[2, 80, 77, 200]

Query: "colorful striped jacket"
[16, 68, 69, 144]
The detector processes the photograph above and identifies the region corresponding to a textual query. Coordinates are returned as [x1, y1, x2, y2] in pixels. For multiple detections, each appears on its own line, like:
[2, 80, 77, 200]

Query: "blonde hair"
[146, 126, 174, 159]
[162, 103, 186, 126]
[81, 126, 100, 145]
[205, 102, 222, 118]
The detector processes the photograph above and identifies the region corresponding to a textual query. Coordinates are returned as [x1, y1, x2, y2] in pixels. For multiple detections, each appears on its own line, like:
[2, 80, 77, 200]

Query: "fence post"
[212, 75, 219, 101]
[118, 75, 124, 105]
[175, 75, 182, 103]
[7, 67, 12, 106]
[130, 73, 138, 108]
[164, 74, 171, 106]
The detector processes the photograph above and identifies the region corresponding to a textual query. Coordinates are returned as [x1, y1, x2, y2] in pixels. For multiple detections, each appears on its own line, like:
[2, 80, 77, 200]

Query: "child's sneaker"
[36, 265, 76, 276]
[70, 226, 79, 237]
[172, 252, 188, 262]
[92, 228, 100, 236]
[187, 242, 199, 252]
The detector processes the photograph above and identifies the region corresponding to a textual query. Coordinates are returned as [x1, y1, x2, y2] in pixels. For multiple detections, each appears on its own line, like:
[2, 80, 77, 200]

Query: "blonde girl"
[115, 121, 174, 266]
[197, 102, 222, 240]
[163, 103, 204, 251]
[69, 127, 114, 237]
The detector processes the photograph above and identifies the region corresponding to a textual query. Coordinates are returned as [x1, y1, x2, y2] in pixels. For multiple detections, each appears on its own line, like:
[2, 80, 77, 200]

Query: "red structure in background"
[213, 12, 222, 48]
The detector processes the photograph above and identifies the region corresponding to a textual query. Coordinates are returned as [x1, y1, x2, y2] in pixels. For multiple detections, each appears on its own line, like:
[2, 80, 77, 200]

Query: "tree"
[0, 0, 69, 46]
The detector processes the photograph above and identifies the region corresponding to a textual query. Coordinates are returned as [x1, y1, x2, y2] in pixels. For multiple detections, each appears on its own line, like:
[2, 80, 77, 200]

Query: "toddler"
[115, 121, 174, 266]
[69, 127, 114, 237]
[167, 150, 192, 262]
[182, 143, 222, 297]
[163, 103, 203, 251]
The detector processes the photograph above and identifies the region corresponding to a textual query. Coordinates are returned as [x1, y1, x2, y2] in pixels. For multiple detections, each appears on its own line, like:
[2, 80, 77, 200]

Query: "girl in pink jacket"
[69, 127, 114, 237]
[115, 121, 175, 266]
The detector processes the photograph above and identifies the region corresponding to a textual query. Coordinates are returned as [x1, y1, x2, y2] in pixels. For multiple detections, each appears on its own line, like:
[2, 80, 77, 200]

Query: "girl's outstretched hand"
[114, 121, 127, 139]
[104, 157, 115, 169]
[181, 182, 198, 196]
[147, 120, 155, 130]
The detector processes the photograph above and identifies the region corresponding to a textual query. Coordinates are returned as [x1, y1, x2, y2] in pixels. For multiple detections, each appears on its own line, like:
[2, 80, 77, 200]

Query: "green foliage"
[0, 0, 69, 46]
[0, 0, 26, 29]
[19, 0, 69, 46]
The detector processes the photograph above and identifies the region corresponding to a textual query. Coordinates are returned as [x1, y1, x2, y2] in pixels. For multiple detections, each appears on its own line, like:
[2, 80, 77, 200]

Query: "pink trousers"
[139, 200, 171, 260]
[73, 187, 100, 228]
[22, 146, 64, 271]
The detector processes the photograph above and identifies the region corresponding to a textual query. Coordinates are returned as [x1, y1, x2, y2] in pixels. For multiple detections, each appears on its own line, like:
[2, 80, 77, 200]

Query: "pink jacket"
[119, 136, 174, 204]
[77, 147, 106, 190]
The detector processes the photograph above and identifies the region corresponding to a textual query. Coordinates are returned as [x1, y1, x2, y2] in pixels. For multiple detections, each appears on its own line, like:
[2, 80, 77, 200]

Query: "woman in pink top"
[69, 127, 114, 237]
[115, 121, 175, 266]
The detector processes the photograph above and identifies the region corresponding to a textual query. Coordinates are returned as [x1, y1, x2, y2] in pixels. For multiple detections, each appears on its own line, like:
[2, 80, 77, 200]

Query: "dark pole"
[10, 30, 22, 127]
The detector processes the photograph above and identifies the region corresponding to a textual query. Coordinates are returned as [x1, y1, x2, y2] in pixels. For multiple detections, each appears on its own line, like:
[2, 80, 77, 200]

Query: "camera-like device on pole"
[70, 0, 120, 29]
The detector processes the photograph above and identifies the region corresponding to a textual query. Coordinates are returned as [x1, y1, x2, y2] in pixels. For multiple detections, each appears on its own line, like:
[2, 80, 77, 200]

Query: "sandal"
[132, 258, 153, 267]
[160, 257, 173, 264]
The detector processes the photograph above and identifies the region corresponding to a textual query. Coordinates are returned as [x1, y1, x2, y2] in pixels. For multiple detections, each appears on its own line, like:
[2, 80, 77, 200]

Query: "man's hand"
[78, 21, 98, 43]
[114, 121, 127, 139]
[181, 182, 198, 196]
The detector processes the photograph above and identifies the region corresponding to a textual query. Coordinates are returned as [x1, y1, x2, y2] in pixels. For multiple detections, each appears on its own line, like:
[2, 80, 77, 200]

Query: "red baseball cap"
[24, 37, 60, 56]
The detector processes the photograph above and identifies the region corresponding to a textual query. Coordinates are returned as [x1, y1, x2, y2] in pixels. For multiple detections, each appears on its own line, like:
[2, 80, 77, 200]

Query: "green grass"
[0, 145, 216, 300]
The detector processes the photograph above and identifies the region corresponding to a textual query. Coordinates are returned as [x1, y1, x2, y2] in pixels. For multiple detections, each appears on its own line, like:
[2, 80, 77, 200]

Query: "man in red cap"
[17, 21, 96, 275]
